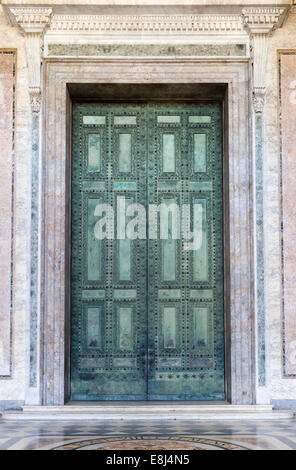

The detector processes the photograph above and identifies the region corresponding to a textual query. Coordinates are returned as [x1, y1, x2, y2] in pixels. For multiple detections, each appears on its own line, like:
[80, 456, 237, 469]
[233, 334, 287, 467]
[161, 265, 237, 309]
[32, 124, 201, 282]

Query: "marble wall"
[0, 6, 30, 407]
[0, 3, 296, 408]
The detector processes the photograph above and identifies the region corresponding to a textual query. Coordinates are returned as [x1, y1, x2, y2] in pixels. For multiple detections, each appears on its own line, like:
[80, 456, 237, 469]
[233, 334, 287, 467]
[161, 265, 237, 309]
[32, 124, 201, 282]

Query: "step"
[1, 404, 294, 420]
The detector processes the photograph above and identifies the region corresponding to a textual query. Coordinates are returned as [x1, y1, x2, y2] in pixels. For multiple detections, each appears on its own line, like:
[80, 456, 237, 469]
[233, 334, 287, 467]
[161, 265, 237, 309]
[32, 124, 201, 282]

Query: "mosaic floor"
[0, 418, 295, 450]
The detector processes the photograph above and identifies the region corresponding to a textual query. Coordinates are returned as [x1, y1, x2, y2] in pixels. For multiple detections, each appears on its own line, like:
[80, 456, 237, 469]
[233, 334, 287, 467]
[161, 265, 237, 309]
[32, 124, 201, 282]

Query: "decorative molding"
[251, 33, 269, 114]
[252, 34, 268, 93]
[25, 33, 43, 114]
[253, 88, 265, 115]
[8, 7, 53, 113]
[9, 7, 52, 34]
[242, 7, 288, 114]
[29, 87, 42, 115]
[242, 7, 286, 34]
[49, 14, 244, 34]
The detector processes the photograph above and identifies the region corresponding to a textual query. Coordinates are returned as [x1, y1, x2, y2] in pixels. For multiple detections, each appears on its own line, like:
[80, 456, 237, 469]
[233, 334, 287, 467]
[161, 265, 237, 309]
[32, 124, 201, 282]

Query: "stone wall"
[0, 5, 30, 409]
[0, 2, 296, 409]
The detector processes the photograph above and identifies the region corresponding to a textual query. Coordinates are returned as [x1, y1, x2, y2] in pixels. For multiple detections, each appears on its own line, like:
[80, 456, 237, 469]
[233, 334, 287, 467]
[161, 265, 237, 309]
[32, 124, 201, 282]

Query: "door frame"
[41, 58, 255, 405]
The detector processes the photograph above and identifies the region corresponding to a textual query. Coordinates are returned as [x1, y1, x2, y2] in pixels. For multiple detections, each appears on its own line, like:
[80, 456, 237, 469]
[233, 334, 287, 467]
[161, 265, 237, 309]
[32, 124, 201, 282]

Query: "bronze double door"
[70, 102, 225, 400]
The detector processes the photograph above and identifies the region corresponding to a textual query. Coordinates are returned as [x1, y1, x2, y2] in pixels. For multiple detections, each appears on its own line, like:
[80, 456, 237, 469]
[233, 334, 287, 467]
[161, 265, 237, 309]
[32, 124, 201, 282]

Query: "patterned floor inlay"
[51, 436, 247, 451]
[0, 419, 295, 450]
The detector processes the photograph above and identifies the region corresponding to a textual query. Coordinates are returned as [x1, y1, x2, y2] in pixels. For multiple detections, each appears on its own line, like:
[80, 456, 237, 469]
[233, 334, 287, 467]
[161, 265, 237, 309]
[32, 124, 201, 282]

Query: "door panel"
[147, 104, 224, 399]
[71, 105, 147, 400]
[71, 102, 224, 400]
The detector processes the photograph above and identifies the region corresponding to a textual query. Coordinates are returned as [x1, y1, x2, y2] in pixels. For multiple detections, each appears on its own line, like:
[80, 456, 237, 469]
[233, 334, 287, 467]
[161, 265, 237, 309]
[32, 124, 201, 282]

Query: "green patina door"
[71, 102, 224, 400]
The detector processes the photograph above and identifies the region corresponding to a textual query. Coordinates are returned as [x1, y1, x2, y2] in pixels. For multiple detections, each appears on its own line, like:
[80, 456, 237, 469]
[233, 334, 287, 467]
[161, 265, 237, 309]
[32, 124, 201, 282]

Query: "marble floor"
[0, 418, 295, 450]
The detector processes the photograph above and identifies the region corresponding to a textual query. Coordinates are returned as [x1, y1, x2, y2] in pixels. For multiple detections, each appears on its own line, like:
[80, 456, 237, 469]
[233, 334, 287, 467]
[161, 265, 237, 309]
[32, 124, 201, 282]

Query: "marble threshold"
[1, 403, 294, 420]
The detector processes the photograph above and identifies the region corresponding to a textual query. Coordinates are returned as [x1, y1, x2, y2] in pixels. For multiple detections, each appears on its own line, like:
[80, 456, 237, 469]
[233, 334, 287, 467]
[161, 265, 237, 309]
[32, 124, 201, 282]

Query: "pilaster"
[242, 7, 287, 113]
[9, 7, 52, 113]
[7, 7, 53, 402]
[242, 6, 288, 392]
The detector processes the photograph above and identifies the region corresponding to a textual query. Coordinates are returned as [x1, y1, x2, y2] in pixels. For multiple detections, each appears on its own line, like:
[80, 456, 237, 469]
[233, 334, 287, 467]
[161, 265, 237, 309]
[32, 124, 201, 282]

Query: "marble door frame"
[41, 58, 254, 405]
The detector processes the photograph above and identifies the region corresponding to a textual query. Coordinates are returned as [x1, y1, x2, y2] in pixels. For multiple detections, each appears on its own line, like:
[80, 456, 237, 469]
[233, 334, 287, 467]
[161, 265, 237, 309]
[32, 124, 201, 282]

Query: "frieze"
[49, 14, 244, 34]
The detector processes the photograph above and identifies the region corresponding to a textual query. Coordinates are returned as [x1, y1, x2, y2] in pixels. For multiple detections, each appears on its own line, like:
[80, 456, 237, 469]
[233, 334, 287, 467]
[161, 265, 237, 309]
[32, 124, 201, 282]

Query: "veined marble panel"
[0, 51, 15, 377]
[47, 43, 247, 58]
[279, 52, 296, 377]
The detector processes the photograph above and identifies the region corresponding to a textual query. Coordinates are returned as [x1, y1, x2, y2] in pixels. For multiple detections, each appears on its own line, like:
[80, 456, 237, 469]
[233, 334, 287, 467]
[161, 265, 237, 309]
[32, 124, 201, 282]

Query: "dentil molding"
[242, 7, 286, 34]
[7, 5, 289, 36]
[7, 6, 289, 37]
[9, 7, 53, 34]
[49, 14, 245, 34]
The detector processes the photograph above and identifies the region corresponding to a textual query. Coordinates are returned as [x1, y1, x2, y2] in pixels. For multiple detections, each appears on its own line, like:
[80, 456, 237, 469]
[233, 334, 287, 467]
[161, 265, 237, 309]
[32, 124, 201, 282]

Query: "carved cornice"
[5, 5, 291, 116]
[49, 14, 244, 34]
[6, 6, 289, 37]
[242, 7, 286, 34]
[9, 7, 53, 34]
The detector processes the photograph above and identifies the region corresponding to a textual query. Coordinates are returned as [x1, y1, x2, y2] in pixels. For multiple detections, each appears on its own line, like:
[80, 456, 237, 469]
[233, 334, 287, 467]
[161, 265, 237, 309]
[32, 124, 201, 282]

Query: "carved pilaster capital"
[253, 88, 266, 115]
[242, 7, 288, 114]
[29, 88, 41, 114]
[6, 7, 52, 114]
[242, 7, 287, 35]
[8, 7, 52, 34]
